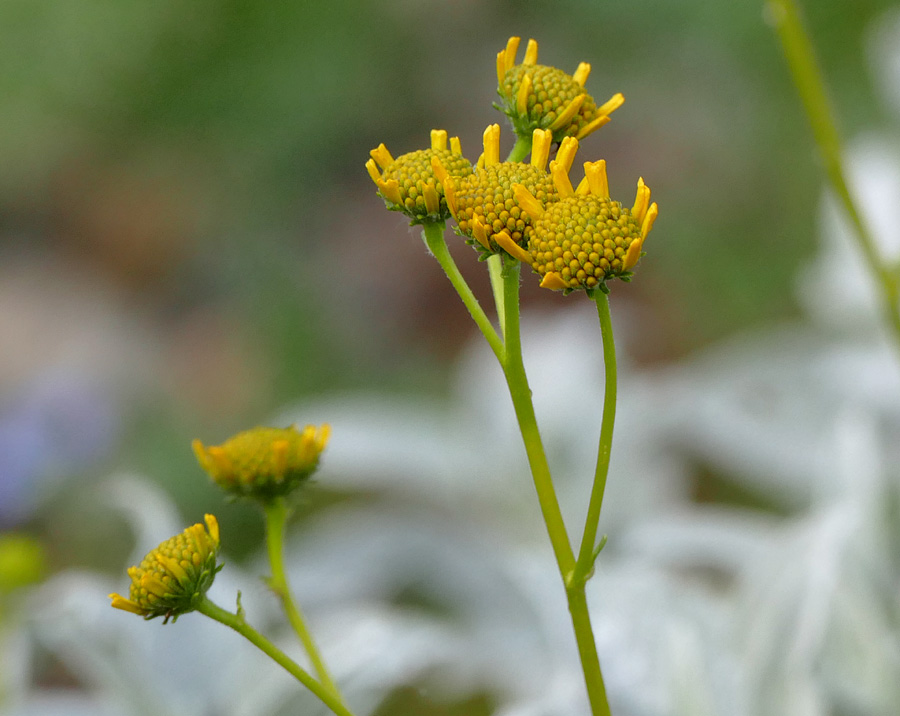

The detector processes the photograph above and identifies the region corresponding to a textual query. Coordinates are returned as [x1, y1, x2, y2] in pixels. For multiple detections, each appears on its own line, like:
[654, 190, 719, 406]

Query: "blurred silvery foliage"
[8, 12, 900, 716]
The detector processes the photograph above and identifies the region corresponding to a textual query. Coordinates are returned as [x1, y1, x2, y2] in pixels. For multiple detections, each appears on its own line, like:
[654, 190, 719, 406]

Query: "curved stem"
[769, 0, 900, 355]
[499, 262, 575, 576]
[573, 291, 618, 583]
[196, 598, 355, 716]
[421, 221, 504, 361]
[264, 498, 342, 701]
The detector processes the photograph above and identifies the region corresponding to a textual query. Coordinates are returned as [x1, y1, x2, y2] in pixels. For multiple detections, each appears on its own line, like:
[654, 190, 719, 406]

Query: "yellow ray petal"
[318, 424, 331, 449]
[207, 446, 234, 476]
[641, 202, 658, 238]
[499, 36, 521, 82]
[204, 513, 220, 544]
[379, 179, 402, 206]
[632, 178, 650, 224]
[513, 183, 545, 218]
[516, 72, 533, 116]
[550, 160, 574, 198]
[531, 129, 552, 170]
[584, 160, 609, 198]
[523, 38, 538, 65]
[430, 129, 448, 152]
[424, 183, 440, 214]
[494, 230, 533, 263]
[471, 215, 492, 251]
[141, 576, 171, 598]
[548, 94, 586, 132]
[596, 92, 625, 118]
[575, 176, 590, 195]
[450, 136, 462, 155]
[430, 156, 457, 216]
[271, 439, 289, 478]
[575, 115, 611, 140]
[192, 440, 212, 473]
[540, 272, 569, 290]
[365, 158, 382, 185]
[369, 143, 394, 170]
[157, 555, 190, 583]
[109, 594, 145, 615]
[482, 124, 501, 166]
[556, 137, 579, 174]
[573, 62, 591, 86]
[623, 236, 645, 271]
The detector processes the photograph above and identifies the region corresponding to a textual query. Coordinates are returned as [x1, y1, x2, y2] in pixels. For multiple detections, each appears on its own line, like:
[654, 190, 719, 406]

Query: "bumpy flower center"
[383, 149, 472, 218]
[454, 163, 557, 251]
[501, 65, 598, 139]
[528, 195, 643, 289]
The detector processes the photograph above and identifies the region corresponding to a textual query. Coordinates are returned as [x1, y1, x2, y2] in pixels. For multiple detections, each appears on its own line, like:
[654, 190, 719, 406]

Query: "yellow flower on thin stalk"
[109, 515, 222, 623]
[193, 424, 331, 501]
[514, 159, 658, 293]
[366, 130, 473, 225]
[496, 36, 625, 143]
[432, 123, 578, 262]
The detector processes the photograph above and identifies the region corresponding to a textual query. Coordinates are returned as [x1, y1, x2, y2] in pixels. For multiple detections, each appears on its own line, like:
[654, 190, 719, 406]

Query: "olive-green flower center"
[528, 196, 642, 289]
[454, 163, 557, 251]
[501, 65, 599, 139]
[383, 149, 472, 219]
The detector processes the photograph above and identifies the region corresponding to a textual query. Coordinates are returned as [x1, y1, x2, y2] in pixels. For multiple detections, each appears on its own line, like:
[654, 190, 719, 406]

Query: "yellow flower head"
[109, 515, 221, 623]
[192, 424, 330, 500]
[366, 130, 473, 224]
[496, 36, 625, 143]
[433, 124, 578, 262]
[514, 159, 658, 293]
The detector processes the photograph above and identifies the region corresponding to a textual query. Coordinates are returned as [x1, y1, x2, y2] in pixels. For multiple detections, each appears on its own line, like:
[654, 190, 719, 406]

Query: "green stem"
[507, 135, 533, 163]
[769, 0, 900, 353]
[499, 261, 576, 577]
[573, 291, 618, 584]
[264, 498, 343, 701]
[566, 587, 612, 716]
[499, 263, 610, 716]
[196, 598, 355, 716]
[421, 221, 504, 361]
[488, 254, 506, 338]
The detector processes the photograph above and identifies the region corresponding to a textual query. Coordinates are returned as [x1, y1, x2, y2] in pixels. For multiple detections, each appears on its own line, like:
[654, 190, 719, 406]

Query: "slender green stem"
[264, 498, 342, 701]
[769, 0, 900, 354]
[573, 291, 618, 584]
[498, 262, 575, 577]
[488, 254, 506, 337]
[421, 221, 504, 361]
[196, 598, 355, 716]
[499, 263, 610, 716]
[507, 135, 533, 163]
[566, 587, 612, 716]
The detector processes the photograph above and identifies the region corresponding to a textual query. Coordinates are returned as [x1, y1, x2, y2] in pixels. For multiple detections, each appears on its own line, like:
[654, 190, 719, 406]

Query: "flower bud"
[495, 36, 624, 143]
[515, 160, 658, 293]
[366, 130, 472, 224]
[109, 515, 221, 622]
[192, 424, 330, 500]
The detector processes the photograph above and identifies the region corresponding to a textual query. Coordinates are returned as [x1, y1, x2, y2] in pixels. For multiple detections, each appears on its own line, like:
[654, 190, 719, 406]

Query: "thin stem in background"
[264, 498, 343, 701]
[769, 0, 900, 355]
[573, 290, 618, 584]
[196, 598, 356, 716]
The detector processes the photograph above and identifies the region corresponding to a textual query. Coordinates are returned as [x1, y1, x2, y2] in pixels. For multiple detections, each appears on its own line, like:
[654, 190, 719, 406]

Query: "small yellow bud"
[109, 515, 222, 623]
[366, 131, 472, 224]
[495, 36, 624, 143]
[193, 424, 331, 500]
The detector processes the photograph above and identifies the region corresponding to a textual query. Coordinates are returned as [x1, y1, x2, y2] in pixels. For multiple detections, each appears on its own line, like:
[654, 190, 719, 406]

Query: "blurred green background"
[1, 0, 897, 712]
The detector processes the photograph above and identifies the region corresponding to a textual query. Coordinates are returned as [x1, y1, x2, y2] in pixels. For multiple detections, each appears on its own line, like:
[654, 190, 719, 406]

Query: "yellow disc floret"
[515, 160, 659, 293]
[366, 130, 473, 224]
[193, 424, 330, 500]
[496, 36, 624, 143]
[436, 124, 579, 261]
[109, 515, 222, 623]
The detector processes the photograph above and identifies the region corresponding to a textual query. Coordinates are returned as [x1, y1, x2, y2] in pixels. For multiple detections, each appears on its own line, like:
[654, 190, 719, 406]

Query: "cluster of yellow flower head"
[111, 424, 331, 620]
[366, 36, 658, 294]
